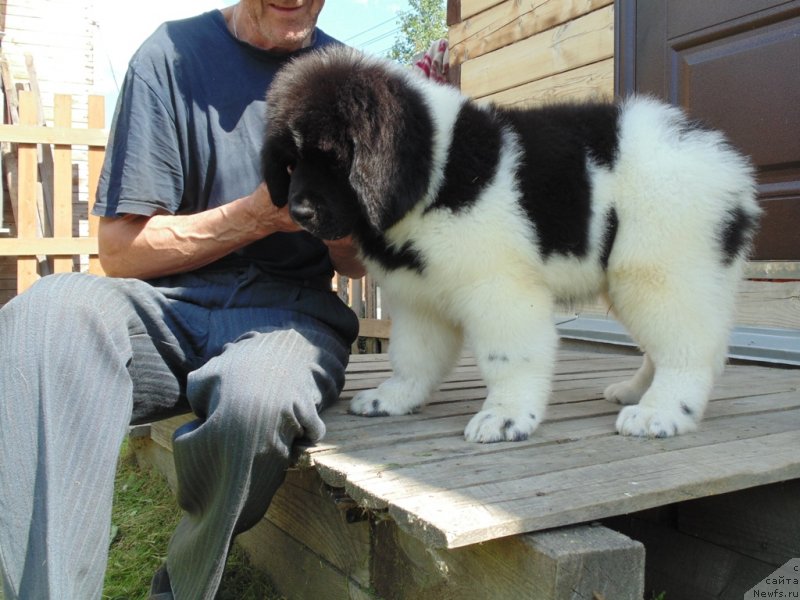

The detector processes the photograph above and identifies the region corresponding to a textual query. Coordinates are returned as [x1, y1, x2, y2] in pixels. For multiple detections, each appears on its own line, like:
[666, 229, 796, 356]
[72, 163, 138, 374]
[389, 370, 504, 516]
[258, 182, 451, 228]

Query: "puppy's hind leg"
[604, 353, 654, 405]
[610, 264, 738, 437]
[350, 305, 463, 417]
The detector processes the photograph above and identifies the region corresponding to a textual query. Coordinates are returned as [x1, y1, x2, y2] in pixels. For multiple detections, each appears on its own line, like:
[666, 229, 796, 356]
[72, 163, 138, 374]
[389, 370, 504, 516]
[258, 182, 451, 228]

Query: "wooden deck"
[139, 345, 800, 599]
[302, 348, 800, 548]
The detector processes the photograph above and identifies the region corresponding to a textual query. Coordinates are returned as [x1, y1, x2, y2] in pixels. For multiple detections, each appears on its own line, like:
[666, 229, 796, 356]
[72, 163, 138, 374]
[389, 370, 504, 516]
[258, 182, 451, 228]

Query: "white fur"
[349, 94, 758, 442]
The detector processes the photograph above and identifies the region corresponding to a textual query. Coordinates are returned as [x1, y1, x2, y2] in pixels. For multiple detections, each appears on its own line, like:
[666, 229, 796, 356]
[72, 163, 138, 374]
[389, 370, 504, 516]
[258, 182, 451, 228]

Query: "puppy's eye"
[286, 164, 294, 174]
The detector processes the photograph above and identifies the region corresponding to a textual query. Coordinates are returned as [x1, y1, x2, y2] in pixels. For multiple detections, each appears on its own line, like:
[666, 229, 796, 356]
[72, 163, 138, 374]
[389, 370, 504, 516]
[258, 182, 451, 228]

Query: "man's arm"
[98, 184, 299, 279]
[99, 182, 367, 280]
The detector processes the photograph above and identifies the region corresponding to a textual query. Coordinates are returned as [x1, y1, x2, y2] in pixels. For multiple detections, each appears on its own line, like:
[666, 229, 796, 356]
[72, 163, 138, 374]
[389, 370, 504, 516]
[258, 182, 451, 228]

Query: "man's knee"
[4, 273, 108, 319]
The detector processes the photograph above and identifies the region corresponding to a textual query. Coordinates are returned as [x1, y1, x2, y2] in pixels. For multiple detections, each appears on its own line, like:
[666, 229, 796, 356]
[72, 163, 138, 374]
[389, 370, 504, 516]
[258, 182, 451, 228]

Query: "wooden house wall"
[449, 0, 615, 108]
[0, 0, 97, 305]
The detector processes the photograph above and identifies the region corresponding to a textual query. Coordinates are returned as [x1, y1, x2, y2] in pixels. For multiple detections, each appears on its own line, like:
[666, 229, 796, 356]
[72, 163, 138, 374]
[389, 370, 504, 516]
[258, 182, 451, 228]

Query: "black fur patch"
[501, 103, 620, 258]
[719, 206, 758, 265]
[358, 229, 426, 273]
[261, 127, 296, 208]
[487, 353, 509, 362]
[599, 208, 619, 269]
[428, 103, 502, 214]
[346, 72, 434, 231]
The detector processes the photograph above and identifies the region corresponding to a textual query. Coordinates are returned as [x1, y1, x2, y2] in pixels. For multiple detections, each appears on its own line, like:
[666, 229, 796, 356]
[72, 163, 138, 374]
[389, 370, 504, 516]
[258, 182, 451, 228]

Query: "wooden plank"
[328, 402, 800, 510]
[350, 277, 363, 317]
[262, 469, 372, 586]
[143, 350, 800, 555]
[25, 53, 54, 243]
[343, 347, 640, 374]
[326, 377, 800, 454]
[746, 260, 800, 280]
[17, 91, 39, 292]
[0, 53, 21, 231]
[461, 5, 614, 99]
[319, 364, 797, 445]
[149, 414, 194, 451]
[238, 518, 374, 600]
[308, 391, 800, 490]
[306, 388, 800, 489]
[481, 58, 614, 107]
[0, 82, 6, 232]
[0, 123, 107, 146]
[136, 418, 646, 600]
[381, 430, 800, 548]
[357, 317, 391, 339]
[677, 479, 800, 567]
[363, 275, 378, 319]
[735, 279, 800, 329]
[0, 54, 20, 127]
[326, 375, 797, 446]
[450, 0, 612, 64]
[460, 0, 505, 20]
[140, 427, 374, 589]
[87, 95, 105, 275]
[130, 436, 179, 491]
[371, 519, 644, 600]
[327, 360, 793, 431]
[338, 358, 793, 408]
[0, 236, 97, 256]
[560, 279, 800, 331]
[52, 94, 73, 273]
[609, 515, 776, 600]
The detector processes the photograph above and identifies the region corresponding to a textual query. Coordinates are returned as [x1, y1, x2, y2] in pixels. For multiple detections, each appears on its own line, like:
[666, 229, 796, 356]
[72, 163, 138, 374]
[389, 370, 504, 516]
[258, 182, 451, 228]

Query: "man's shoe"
[148, 564, 174, 599]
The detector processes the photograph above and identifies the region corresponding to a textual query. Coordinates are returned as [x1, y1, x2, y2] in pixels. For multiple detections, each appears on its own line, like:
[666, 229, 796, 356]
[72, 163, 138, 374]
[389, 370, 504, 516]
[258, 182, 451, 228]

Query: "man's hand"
[251, 183, 366, 279]
[243, 183, 302, 235]
[324, 235, 366, 279]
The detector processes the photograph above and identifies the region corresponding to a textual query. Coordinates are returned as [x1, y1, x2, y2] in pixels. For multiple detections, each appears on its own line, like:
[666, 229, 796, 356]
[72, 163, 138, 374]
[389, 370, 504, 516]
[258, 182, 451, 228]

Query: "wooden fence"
[0, 90, 106, 293]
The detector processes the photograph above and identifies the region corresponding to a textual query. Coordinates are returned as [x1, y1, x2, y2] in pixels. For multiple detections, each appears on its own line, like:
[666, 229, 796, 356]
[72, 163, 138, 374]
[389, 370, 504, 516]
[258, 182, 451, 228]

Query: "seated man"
[0, 1, 365, 598]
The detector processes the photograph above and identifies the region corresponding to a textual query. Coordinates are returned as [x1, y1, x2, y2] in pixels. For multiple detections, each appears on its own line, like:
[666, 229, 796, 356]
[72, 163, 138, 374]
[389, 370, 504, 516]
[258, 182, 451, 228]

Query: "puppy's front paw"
[349, 385, 421, 417]
[616, 405, 697, 438]
[464, 410, 539, 443]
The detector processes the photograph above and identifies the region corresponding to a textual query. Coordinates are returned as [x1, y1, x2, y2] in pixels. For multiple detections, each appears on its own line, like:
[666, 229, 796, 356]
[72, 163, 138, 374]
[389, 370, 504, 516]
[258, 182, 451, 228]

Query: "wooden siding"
[0, 0, 97, 101]
[449, 0, 615, 107]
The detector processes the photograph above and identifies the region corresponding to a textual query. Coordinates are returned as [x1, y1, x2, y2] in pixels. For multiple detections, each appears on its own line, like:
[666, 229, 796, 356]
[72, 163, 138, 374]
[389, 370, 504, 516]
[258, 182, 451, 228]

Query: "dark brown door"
[616, 0, 800, 260]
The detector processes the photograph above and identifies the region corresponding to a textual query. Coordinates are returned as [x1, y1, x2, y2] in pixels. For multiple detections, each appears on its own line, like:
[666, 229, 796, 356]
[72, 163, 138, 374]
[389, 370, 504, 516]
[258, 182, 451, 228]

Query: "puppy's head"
[262, 46, 433, 239]
[262, 126, 361, 240]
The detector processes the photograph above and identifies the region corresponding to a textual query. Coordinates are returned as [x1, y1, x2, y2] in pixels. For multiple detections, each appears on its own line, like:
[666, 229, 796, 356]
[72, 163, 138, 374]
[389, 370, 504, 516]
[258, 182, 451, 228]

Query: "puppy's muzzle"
[289, 199, 316, 227]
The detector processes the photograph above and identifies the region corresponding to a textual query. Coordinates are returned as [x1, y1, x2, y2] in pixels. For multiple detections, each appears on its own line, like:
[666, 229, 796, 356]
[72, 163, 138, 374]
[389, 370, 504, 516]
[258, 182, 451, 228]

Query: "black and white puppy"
[262, 46, 760, 443]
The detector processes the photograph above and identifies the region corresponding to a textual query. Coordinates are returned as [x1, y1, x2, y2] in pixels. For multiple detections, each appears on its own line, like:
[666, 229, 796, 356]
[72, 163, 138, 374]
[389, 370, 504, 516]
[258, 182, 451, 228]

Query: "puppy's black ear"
[261, 130, 294, 208]
[347, 81, 433, 232]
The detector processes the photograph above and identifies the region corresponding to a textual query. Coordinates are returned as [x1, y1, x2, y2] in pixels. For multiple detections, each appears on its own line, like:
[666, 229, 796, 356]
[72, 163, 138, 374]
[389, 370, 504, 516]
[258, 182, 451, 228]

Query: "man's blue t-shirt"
[94, 10, 339, 284]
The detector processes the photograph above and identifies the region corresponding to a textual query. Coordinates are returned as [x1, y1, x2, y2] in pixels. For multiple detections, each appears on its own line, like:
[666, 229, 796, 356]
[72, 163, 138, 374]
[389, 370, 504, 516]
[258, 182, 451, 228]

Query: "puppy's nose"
[290, 202, 315, 224]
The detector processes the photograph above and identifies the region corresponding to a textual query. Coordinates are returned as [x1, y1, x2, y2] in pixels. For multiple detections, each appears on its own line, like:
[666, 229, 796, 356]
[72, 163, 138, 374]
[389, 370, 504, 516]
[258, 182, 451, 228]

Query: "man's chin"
[269, 29, 314, 51]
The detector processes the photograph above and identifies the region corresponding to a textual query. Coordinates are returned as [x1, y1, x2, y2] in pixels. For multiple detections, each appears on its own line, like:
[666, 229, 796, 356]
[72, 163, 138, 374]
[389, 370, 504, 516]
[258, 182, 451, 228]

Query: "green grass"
[103, 439, 283, 600]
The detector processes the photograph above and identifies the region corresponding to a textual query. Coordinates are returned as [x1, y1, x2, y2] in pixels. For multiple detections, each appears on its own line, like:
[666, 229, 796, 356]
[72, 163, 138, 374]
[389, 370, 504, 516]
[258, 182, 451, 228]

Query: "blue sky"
[95, 1, 411, 115]
[319, 0, 409, 54]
